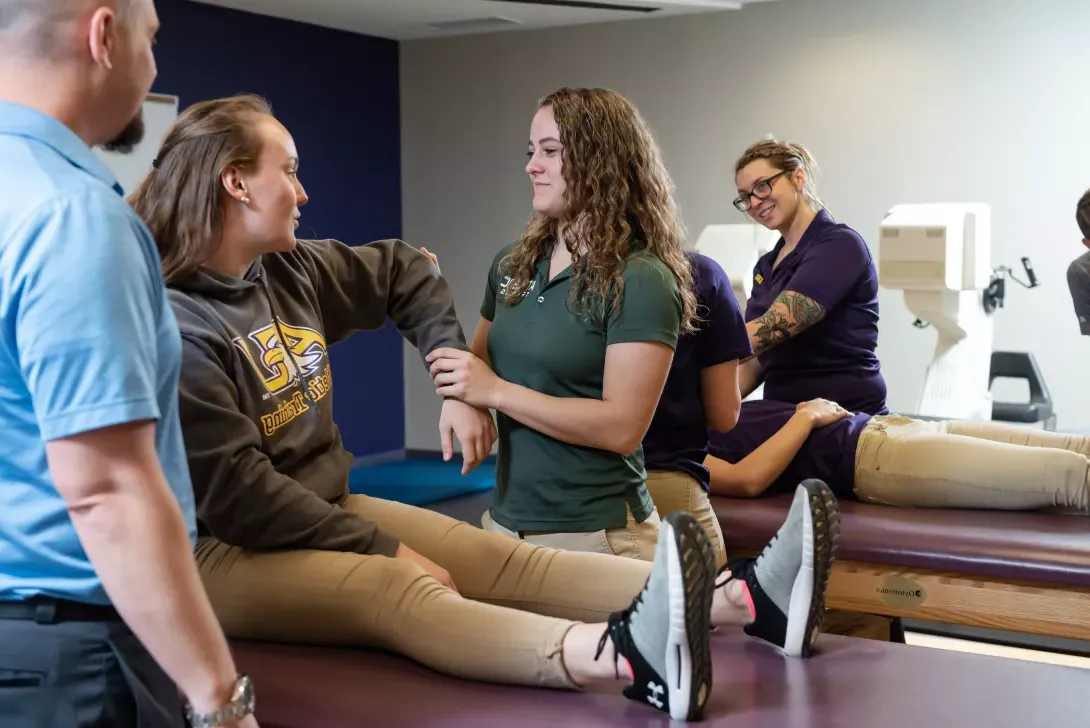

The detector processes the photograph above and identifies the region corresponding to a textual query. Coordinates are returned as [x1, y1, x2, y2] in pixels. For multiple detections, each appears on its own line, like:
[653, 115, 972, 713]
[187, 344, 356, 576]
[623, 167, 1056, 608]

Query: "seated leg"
[196, 511, 722, 721]
[341, 495, 651, 623]
[480, 504, 660, 563]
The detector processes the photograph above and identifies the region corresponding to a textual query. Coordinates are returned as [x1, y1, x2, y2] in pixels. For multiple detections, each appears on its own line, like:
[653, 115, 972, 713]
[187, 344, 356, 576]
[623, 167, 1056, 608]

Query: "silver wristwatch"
[185, 674, 256, 728]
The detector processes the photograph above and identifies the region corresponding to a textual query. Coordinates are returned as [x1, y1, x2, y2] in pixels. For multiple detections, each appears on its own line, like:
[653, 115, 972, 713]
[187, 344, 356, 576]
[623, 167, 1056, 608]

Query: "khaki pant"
[854, 415, 1090, 513]
[195, 495, 652, 689]
[644, 470, 727, 569]
[481, 504, 661, 562]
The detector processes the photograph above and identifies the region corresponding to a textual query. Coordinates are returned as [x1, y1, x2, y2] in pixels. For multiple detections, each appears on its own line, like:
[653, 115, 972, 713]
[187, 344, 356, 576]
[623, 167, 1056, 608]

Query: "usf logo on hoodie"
[233, 320, 334, 437]
[234, 320, 328, 396]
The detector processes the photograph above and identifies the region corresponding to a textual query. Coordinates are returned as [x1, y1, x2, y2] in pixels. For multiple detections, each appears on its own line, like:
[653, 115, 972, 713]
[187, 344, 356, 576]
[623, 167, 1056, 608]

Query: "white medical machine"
[693, 223, 780, 316]
[879, 203, 1038, 421]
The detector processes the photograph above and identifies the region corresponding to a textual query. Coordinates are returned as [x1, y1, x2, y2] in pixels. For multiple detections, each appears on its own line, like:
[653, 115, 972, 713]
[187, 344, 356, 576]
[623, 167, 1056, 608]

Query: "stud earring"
[241, 196, 250, 204]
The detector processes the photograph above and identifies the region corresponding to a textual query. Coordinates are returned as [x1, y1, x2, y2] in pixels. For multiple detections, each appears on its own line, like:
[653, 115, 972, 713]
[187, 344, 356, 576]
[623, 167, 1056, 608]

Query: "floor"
[905, 632, 1090, 670]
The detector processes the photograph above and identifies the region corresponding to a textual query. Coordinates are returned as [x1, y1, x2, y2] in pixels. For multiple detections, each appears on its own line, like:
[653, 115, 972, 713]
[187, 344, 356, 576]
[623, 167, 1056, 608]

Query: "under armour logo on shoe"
[647, 681, 664, 708]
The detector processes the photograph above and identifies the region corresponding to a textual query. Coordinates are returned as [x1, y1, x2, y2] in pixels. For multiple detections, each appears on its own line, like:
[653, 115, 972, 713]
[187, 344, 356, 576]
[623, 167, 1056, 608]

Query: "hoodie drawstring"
[260, 274, 319, 414]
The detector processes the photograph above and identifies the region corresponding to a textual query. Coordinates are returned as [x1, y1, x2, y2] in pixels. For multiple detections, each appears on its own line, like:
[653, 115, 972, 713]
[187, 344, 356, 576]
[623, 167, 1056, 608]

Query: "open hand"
[426, 347, 502, 410]
[797, 398, 852, 428]
[439, 399, 496, 475]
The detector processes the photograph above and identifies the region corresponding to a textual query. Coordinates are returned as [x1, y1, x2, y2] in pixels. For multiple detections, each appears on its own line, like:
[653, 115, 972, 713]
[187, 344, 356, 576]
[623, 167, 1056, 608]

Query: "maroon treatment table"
[713, 495, 1090, 641]
[231, 631, 1089, 727]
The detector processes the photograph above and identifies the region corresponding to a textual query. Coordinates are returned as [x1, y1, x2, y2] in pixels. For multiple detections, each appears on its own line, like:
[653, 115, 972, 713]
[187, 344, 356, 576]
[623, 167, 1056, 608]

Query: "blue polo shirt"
[746, 209, 888, 415]
[0, 100, 196, 606]
[643, 252, 752, 490]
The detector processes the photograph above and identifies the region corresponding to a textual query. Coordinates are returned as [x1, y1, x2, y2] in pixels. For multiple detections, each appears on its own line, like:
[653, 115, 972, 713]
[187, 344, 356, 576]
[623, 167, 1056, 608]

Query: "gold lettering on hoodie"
[234, 319, 335, 437]
[261, 391, 311, 437]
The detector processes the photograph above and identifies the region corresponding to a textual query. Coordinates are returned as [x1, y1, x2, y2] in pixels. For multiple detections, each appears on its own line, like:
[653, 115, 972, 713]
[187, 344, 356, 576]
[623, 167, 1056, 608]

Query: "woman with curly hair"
[127, 92, 839, 723]
[428, 88, 702, 560]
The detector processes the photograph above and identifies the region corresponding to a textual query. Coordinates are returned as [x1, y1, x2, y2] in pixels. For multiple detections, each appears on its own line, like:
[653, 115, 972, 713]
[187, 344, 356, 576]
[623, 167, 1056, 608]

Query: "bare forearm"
[735, 412, 815, 494]
[492, 380, 641, 454]
[738, 358, 764, 397]
[71, 483, 237, 714]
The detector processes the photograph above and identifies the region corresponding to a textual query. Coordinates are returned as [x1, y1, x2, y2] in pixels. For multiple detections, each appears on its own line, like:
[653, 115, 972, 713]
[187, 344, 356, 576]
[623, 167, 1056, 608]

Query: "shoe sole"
[663, 511, 716, 721]
[782, 479, 840, 658]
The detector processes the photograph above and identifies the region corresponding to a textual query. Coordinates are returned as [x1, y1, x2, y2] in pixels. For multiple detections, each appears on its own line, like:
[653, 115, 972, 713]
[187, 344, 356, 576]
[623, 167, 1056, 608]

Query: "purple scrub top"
[643, 252, 752, 491]
[746, 209, 887, 415]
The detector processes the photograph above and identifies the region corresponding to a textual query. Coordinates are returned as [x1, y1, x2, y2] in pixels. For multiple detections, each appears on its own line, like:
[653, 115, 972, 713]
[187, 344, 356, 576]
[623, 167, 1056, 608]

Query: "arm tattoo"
[748, 290, 828, 356]
[782, 290, 827, 329]
[752, 307, 791, 354]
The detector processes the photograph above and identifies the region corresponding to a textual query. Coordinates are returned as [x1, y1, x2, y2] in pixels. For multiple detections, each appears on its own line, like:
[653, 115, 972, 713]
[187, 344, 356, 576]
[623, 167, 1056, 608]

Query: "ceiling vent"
[488, 0, 660, 12]
[427, 16, 526, 33]
[485, 0, 747, 12]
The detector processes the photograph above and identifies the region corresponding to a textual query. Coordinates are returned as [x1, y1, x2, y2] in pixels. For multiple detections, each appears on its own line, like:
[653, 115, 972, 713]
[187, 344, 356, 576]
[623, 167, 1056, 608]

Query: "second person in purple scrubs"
[642, 251, 752, 566]
[733, 139, 888, 415]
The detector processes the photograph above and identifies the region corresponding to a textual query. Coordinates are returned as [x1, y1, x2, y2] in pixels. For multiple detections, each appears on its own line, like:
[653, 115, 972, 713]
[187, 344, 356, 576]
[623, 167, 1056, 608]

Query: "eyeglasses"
[733, 171, 790, 213]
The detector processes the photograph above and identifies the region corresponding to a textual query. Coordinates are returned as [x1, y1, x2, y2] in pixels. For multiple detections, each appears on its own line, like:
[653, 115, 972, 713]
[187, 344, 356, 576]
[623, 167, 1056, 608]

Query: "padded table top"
[232, 632, 1089, 727]
[713, 495, 1090, 587]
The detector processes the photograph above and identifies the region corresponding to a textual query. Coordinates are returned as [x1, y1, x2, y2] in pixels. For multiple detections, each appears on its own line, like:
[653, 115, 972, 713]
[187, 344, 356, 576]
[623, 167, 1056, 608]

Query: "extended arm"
[706, 410, 816, 497]
[303, 237, 469, 359]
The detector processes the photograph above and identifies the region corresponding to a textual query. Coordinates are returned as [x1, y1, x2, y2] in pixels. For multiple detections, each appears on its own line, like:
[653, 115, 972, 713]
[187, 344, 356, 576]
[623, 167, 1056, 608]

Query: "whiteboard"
[93, 93, 178, 195]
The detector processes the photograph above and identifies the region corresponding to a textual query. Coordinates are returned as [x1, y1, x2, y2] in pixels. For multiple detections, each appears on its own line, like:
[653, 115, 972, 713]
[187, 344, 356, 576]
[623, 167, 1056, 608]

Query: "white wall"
[400, 0, 1090, 450]
[94, 94, 178, 194]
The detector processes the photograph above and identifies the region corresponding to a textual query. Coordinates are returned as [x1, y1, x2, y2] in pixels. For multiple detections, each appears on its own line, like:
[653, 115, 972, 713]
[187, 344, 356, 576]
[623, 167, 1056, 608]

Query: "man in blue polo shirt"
[0, 2, 253, 726]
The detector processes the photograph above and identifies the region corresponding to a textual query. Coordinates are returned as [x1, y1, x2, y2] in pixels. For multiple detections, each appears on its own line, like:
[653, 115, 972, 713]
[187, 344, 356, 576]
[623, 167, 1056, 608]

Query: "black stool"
[989, 351, 1056, 431]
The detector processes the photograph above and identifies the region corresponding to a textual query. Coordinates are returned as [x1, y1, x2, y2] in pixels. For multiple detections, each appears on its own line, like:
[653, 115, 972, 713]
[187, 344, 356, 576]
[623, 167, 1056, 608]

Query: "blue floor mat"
[348, 459, 495, 506]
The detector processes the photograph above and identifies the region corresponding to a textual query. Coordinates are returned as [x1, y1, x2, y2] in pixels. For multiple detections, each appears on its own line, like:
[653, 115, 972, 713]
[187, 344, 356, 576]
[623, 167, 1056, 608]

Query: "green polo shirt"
[480, 242, 683, 533]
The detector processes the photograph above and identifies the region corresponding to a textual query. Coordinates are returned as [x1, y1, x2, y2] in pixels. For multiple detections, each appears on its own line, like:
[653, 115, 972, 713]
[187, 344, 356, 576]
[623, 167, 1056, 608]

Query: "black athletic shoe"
[719, 479, 840, 658]
[594, 511, 717, 721]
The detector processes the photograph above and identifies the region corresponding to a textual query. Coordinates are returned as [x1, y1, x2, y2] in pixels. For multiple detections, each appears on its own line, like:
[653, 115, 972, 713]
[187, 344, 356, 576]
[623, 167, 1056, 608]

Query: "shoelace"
[714, 530, 779, 590]
[592, 586, 646, 679]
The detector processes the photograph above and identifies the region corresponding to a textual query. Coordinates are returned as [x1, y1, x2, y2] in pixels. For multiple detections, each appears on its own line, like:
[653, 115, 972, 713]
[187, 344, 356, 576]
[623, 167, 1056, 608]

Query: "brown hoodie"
[168, 238, 467, 556]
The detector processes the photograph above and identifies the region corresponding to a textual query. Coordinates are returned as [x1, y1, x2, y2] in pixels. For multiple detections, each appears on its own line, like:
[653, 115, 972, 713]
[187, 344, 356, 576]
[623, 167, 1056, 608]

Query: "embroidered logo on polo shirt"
[498, 275, 536, 299]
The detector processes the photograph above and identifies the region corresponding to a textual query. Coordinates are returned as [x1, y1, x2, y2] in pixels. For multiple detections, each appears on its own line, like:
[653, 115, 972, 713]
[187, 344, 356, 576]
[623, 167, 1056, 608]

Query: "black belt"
[0, 598, 122, 624]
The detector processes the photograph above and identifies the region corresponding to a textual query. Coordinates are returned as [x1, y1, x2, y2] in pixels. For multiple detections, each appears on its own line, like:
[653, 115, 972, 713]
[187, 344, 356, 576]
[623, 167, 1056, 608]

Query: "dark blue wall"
[152, 0, 405, 457]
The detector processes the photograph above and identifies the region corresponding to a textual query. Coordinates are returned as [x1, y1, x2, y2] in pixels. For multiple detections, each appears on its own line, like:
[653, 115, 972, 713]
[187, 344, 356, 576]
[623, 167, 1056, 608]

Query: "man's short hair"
[1078, 188, 1090, 240]
[0, 1, 99, 58]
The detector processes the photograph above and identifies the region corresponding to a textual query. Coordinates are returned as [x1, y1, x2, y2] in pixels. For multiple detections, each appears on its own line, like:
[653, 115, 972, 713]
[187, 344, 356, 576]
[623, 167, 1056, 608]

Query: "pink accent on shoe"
[621, 657, 634, 680]
[742, 581, 757, 622]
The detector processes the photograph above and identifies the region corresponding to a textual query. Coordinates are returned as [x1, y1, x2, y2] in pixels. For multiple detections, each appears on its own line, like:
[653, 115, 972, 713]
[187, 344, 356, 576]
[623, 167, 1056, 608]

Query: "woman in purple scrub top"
[733, 139, 888, 416]
[642, 251, 752, 567]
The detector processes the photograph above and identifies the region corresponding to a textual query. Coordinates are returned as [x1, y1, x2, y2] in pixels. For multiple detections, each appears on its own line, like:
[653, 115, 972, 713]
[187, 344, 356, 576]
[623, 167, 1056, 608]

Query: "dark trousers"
[0, 600, 183, 728]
